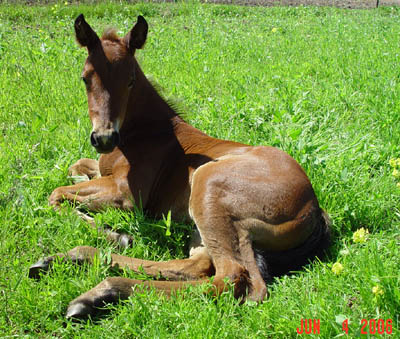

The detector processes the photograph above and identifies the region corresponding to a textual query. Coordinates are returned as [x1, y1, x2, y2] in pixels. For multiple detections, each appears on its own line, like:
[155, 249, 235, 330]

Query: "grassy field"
[0, 1, 399, 337]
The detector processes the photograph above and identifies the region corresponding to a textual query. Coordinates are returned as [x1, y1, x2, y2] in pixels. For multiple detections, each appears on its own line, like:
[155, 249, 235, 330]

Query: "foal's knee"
[48, 187, 64, 206]
[67, 246, 99, 263]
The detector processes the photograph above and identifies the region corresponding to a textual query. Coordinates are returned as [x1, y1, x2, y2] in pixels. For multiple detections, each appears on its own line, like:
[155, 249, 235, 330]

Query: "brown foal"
[29, 15, 330, 319]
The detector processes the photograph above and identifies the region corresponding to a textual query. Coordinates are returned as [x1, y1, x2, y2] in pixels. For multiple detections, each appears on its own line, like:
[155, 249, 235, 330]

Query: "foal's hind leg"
[189, 211, 266, 301]
[65, 277, 209, 319]
[29, 246, 215, 318]
[189, 164, 268, 302]
[66, 263, 249, 319]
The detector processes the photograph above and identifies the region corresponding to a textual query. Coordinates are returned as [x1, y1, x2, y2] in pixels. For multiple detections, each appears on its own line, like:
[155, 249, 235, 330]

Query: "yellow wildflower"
[332, 262, 344, 275]
[372, 285, 384, 296]
[352, 227, 369, 243]
[397, 182, 400, 188]
[393, 168, 400, 178]
[271, 27, 278, 33]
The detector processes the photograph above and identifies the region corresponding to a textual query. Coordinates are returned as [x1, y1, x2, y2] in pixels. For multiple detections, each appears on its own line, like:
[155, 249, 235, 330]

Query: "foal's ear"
[124, 16, 148, 54]
[74, 14, 100, 51]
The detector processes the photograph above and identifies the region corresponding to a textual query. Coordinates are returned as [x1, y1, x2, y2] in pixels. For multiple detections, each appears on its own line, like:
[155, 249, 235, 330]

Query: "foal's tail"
[254, 209, 332, 282]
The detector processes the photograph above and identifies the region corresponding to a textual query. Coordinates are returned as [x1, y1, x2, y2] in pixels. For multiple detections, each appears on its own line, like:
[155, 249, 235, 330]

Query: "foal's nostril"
[90, 131, 99, 147]
[112, 131, 120, 147]
[90, 131, 119, 152]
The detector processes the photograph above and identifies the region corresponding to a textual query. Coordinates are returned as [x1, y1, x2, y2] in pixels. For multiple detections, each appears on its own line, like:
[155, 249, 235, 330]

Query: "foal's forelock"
[102, 28, 120, 42]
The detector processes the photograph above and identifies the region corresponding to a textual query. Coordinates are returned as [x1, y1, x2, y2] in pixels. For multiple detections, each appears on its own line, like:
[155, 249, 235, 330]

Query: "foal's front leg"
[49, 175, 131, 210]
[68, 158, 100, 181]
[49, 176, 134, 246]
[29, 245, 214, 282]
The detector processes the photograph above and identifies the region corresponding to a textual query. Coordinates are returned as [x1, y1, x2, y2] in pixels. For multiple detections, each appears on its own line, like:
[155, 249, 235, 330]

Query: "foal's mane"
[147, 76, 188, 122]
[101, 28, 187, 122]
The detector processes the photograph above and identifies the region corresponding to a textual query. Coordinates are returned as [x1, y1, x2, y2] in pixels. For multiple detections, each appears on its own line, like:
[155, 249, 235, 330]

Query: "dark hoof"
[118, 233, 133, 249]
[66, 300, 95, 319]
[104, 228, 133, 249]
[29, 258, 51, 279]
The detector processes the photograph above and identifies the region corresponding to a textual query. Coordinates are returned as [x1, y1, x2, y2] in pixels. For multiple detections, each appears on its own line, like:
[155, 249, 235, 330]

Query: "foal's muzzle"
[90, 130, 120, 153]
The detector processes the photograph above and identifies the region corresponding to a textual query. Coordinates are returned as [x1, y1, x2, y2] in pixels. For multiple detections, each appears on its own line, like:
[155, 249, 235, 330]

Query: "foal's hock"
[29, 15, 330, 319]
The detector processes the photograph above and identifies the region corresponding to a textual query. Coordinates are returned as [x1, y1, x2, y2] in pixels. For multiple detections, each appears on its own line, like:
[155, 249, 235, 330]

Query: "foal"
[30, 15, 330, 318]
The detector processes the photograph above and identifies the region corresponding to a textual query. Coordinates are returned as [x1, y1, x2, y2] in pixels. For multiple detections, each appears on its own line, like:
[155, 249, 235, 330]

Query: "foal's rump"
[189, 144, 330, 284]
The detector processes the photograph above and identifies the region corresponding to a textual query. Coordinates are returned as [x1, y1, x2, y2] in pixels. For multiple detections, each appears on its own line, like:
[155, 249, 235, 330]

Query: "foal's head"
[74, 14, 148, 153]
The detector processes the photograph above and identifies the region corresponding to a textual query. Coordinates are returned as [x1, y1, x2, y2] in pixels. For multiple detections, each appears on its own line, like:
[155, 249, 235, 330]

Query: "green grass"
[1, 2, 399, 337]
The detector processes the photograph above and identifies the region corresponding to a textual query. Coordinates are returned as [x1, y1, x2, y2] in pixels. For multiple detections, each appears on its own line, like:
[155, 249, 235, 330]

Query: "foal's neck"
[120, 59, 182, 137]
